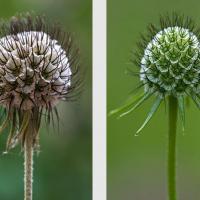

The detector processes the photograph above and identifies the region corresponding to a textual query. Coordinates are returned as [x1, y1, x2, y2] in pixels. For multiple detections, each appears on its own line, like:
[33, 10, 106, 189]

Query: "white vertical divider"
[93, 0, 106, 199]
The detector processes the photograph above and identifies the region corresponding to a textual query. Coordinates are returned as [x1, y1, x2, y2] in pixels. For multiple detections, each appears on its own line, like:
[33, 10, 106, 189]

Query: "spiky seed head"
[109, 13, 200, 134]
[140, 26, 200, 99]
[0, 13, 84, 153]
[0, 31, 72, 110]
[135, 13, 200, 99]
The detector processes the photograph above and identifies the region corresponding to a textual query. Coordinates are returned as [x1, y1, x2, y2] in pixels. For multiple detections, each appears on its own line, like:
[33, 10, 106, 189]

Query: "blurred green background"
[107, 0, 200, 200]
[0, 0, 92, 200]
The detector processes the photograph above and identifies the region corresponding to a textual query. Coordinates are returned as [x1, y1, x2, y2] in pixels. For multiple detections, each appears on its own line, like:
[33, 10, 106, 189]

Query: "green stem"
[167, 96, 178, 200]
[24, 120, 34, 200]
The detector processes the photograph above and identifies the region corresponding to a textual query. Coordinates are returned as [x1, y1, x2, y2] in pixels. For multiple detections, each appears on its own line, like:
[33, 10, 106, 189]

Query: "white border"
[93, 0, 106, 199]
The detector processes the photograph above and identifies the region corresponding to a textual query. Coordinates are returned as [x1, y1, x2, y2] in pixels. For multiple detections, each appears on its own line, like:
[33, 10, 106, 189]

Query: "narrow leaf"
[177, 97, 185, 133]
[108, 91, 146, 116]
[136, 96, 162, 135]
[118, 91, 153, 119]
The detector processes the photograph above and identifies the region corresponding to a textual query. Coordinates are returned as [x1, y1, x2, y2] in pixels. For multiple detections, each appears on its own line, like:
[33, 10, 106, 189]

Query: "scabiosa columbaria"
[109, 13, 200, 200]
[110, 13, 200, 134]
[0, 13, 83, 200]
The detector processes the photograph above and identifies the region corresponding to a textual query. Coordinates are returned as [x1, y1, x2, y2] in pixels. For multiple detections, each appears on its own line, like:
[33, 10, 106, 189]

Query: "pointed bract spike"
[14, 110, 31, 140]
[118, 91, 153, 118]
[36, 107, 43, 133]
[190, 92, 200, 109]
[136, 96, 162, 134]
[108, 91, 146, 116]
[11, 138, 20, 149]
[21, 130, 27, 151]
[5, 109, 16, 153]
[18, 109, 24, 128]
[0, 109, 13, 134]
[34, 137, 40, 156]
[177, 97, 185, 133]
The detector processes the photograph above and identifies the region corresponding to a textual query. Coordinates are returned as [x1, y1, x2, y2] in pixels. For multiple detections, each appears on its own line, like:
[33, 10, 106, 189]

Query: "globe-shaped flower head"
[141, 24, 200, 99]
[0, 13, 83, 152]
[110, 13, 200, 134]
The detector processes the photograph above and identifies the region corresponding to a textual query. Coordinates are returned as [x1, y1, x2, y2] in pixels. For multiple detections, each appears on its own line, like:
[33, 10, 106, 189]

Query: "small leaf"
[136, 96, 162, 135]
[118, 91, 153, 119]
[177, 97, 185, 133]
[108, 91, 146, 116]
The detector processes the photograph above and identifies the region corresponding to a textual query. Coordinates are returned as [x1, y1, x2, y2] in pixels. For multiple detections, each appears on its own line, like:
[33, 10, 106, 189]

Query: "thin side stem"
[167, 96, 178, 200]
[24, 121, 34, 200]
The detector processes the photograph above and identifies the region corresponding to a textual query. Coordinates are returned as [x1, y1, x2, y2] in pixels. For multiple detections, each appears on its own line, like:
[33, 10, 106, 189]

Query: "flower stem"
[24, 121, 34, 200]
[167, 96, 178, 200]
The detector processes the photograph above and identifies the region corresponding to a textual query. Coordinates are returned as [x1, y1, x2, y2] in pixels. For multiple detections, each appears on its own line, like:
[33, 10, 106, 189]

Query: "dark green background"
[0, 0, 92, 200]
[107, 0, 200, 200]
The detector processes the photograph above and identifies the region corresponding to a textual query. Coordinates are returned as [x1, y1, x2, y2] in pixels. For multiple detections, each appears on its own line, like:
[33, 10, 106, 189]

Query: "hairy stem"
[24, 121, 34, 200]
[167, 96, 178, 200]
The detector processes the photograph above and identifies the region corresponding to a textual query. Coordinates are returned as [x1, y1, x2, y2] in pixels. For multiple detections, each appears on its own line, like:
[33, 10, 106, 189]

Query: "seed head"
[140, 26, 200, 99]
[109, 12, 200, 134]
[0, 13, 84, 153]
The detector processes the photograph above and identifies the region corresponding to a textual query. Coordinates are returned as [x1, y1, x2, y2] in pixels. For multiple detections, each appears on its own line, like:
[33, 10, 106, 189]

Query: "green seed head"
[141, 26, 200, 99]
[109, 13, 200, 135]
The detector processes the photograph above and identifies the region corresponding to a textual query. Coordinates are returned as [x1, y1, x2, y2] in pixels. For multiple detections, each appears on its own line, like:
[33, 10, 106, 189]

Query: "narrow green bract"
[136, 96, 162, 135]
[177, 98, 185, 133]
